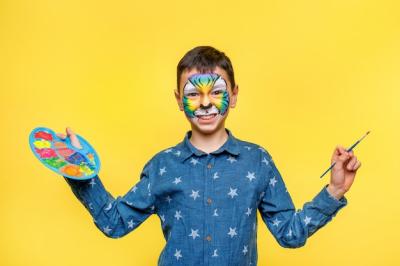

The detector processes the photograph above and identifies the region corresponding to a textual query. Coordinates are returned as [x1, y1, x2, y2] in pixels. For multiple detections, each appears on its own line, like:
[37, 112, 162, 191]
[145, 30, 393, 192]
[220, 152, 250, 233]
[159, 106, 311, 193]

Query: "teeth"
[197, 114, 217, 119]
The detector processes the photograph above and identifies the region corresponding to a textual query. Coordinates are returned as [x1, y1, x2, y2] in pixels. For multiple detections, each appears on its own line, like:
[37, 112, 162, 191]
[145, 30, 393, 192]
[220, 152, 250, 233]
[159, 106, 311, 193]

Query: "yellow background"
[1, 0, 399, 265]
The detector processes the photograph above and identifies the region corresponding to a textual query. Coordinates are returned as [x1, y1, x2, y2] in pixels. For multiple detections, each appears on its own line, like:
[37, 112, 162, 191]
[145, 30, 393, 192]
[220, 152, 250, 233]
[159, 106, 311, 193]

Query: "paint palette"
[29, 127, 101, 180]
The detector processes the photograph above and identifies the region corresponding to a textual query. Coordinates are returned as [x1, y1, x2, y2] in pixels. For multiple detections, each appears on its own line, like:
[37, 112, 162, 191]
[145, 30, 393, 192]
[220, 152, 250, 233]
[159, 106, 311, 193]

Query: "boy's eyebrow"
[212, 84, 227, 89]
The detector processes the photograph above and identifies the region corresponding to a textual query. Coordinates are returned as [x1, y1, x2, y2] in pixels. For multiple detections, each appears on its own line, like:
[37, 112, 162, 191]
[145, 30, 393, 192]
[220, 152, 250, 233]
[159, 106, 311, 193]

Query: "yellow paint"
[79, 164, 94, 175]
[33, 139, 51, 149]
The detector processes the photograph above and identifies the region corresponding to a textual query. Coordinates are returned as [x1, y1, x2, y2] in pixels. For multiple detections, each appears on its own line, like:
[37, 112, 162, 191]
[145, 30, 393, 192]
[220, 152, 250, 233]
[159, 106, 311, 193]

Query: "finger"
[332, 145, 346, 162]
[353, 160, 361, 171]
[333, 147, 351, 168]
[346, 156, 357, 170]
[66, 127, 82, 149]
[56, 133, 67, 140]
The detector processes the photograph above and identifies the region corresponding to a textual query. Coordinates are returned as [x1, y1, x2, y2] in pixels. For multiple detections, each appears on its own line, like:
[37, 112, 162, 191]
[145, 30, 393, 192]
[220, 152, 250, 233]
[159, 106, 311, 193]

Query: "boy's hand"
[327, 145, 361, 200]
[56, 127, 83, 149]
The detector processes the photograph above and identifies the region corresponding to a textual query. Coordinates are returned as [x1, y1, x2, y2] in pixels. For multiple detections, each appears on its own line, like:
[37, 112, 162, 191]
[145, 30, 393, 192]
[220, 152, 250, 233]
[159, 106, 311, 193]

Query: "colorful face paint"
[182, 73, 230, 119]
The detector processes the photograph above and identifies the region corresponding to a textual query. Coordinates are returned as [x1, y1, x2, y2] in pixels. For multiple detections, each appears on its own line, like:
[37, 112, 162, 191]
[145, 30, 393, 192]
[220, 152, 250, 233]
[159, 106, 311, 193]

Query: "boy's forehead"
[180, 67, 231, 92]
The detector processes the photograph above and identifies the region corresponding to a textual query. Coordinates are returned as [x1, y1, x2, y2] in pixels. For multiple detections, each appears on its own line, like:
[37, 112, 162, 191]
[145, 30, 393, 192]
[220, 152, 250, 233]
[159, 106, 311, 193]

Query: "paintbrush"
[320, 131, 370, 178]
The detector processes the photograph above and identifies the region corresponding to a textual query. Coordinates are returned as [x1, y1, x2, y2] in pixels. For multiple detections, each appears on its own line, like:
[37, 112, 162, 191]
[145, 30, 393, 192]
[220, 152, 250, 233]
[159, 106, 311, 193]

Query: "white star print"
[213, 209, 219, 216]
[131, 186, 137, 193]
[228, 227, 237, 238]
[173, 177, 182, 185]
[88, 202, 93, 209]
[246, 171, 256, 182]
[269, 176, 277, 187]
[189, 190, 200, 200]
[228, 187, 238, 198]
[262, 157, 269, 166]
[188, 228, 200, 239]
[242, 245, 248, 255]
[174, 150, 181, 156]
[304, 216, 312, 225]
[160, 214, 165, 223]
[164, 148, 172, 153]
[104, 202, 112, 211]
[165, 195, 172, 203]
[286, 229, 292, 237]
[128, 219, 135, 228]
[227, 156, 237, 163]
[89, 178, 96, 187]
[213, 172, 219, 179]
[159, 167, 167, 176]
[103, 226, 112, 235]
[245, 207, 252, 216]
[190, 158, 199, 165]
[212, 249, 218, 257]
[258, 147, 267, 153]
[174, 210, 183, 220]
[272, 218, 281, 227]
[126, 201, 133, 206]
[174, 249, 182, 260]
[244, 146, 252, 150]
[151, 205, 155, 211]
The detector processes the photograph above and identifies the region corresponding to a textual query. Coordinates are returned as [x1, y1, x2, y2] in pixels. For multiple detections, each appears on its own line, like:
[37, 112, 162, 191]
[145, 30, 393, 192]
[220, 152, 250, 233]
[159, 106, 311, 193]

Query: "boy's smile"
[175, 66, 238, 135]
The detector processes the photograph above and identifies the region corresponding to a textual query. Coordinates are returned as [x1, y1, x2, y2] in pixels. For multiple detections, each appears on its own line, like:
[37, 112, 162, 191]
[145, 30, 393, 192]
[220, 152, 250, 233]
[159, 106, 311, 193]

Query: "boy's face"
[174, 66, 238, 134]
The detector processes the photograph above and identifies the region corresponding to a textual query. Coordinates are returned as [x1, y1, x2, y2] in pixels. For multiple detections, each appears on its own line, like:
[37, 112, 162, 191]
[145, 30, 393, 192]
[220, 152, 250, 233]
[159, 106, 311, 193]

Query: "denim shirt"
[64, 128, 347, 266]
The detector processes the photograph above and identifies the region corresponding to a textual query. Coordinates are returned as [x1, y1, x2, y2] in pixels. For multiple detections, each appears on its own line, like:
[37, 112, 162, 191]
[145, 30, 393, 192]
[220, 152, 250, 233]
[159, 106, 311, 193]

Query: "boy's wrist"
[326, 184, 346, 200]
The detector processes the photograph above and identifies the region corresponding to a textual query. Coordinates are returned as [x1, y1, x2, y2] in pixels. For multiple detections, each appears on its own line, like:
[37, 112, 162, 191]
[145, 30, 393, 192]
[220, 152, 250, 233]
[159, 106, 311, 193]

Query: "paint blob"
[29, 127, 100, 180]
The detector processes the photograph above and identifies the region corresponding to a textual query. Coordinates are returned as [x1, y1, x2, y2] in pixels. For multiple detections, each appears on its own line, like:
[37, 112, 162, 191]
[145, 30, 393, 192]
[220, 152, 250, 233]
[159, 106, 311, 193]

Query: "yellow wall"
[1, 0, 399, 265]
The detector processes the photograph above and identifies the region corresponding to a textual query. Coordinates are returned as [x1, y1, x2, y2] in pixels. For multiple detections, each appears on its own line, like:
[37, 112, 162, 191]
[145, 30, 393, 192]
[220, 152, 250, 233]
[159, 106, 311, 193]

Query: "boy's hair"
[177, 46, 236, 92]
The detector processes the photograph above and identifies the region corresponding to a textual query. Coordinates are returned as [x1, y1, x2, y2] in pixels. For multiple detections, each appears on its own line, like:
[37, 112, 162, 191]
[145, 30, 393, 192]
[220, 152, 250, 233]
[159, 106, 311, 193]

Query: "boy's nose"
[200, 102, 212, 109]
[200, 95, 212, 108]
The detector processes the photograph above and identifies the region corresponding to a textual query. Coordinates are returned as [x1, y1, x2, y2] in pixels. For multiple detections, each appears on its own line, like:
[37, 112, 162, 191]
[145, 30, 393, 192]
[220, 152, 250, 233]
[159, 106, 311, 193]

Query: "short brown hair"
[177, 46, 236, 92]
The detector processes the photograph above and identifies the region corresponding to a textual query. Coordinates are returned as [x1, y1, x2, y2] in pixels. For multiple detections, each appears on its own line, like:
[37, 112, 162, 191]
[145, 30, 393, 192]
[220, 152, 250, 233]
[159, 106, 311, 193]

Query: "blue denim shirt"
[64, 128, 347, 265]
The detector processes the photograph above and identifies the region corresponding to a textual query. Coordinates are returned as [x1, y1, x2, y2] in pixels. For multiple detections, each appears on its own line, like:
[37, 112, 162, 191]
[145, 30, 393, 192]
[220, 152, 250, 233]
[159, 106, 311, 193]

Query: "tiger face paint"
[182, 73, 230, 124]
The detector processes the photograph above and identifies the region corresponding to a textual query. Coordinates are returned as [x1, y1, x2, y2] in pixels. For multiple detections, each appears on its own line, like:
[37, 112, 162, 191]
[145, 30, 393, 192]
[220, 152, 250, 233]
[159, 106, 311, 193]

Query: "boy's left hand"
[327, 145, 361, 200]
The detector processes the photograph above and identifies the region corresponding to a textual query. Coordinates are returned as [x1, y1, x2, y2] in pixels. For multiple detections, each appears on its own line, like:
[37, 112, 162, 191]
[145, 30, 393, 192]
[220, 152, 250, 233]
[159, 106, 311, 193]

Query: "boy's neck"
[189, 126, 229, 154]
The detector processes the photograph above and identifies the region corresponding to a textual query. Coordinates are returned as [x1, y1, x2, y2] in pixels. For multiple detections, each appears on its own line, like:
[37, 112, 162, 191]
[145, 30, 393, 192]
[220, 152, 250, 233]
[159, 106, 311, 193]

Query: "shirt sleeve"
[257, 149, 348, 248]
[63, 159, 156, 239]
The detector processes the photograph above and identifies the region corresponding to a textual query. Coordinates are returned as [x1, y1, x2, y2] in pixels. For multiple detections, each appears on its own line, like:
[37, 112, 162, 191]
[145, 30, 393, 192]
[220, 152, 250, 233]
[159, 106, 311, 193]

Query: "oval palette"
[29, 127, 101, 180]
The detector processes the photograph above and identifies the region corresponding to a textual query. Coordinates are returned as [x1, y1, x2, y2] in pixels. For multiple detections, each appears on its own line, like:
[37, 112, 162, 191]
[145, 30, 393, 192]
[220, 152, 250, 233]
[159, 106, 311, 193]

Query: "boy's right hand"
[56, 127, 83, 149]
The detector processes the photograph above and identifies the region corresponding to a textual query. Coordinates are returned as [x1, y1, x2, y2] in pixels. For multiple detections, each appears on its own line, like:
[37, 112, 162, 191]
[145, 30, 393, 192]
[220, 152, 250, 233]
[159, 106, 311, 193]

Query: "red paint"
[34, 131, 53, 141]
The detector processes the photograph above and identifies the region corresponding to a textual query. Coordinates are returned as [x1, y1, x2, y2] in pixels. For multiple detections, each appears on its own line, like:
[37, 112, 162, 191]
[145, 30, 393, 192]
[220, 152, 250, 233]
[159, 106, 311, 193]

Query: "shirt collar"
[177, 128, 240, 163]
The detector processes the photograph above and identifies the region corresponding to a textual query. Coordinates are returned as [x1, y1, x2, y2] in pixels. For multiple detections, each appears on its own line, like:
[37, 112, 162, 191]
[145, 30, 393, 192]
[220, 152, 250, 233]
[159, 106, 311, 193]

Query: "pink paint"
[35, 148, 57, 158]
[57, 147, 75, 158]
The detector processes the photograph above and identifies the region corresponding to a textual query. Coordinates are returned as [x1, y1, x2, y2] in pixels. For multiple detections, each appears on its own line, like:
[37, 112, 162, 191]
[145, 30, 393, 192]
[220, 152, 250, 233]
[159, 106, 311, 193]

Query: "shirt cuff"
[312, 184, 348, 216]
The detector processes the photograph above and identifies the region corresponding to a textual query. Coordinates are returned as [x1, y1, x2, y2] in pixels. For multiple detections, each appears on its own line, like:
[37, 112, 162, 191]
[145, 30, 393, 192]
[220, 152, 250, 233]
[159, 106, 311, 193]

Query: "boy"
[59, 46, 361, 265]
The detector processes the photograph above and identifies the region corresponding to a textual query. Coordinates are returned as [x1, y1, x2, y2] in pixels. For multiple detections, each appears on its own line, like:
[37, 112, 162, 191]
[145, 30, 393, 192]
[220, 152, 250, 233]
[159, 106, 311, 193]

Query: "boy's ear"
[230, 84, 239, 108]
[174, 89, 184, 111]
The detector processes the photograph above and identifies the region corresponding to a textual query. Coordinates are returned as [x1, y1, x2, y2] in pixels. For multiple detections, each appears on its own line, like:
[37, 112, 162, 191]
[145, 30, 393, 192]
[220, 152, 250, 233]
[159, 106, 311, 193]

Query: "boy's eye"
[187, 92, 199, 97]
[212, 90, 223, 95]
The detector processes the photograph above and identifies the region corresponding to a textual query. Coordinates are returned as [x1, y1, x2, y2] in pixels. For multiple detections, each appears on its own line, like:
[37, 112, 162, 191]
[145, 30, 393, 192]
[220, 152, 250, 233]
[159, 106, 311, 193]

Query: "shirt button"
[207, 163, 212, 169]
[205, 235, 212, 241]
[207, 198, 212, 204]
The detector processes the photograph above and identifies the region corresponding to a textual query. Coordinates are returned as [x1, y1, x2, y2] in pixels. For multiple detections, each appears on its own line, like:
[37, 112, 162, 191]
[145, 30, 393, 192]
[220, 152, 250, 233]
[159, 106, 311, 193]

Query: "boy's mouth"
[196, 113, 217, 120]
[195, 113, 218, 121]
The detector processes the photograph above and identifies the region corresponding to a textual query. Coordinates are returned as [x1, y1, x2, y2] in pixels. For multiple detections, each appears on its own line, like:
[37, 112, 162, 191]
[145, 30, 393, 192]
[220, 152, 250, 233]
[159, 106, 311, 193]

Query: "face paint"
[182, 73, 230, 119]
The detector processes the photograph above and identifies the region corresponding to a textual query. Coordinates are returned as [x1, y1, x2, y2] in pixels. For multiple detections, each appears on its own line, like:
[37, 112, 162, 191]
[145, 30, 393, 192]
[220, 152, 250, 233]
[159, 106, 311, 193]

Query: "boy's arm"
[257, 152, 347, 248]
[63, 160, 156, 239]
